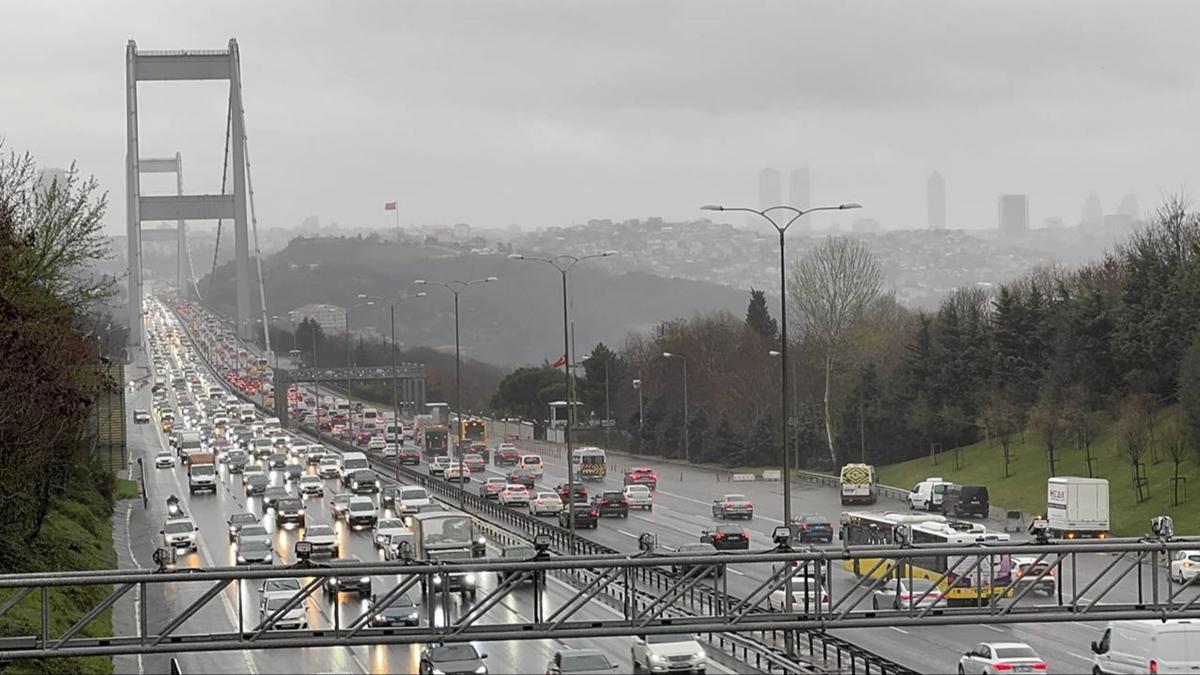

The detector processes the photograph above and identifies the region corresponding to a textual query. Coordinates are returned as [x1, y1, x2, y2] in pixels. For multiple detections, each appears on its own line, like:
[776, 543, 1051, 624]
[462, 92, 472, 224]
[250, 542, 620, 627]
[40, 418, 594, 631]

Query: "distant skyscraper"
[754, 168, 782, 230]
[927, 171, 946, 230]
[1081, 192, 1103, 226]
[788, 168, 811, 231]
[998, 194, 1030, 235]
[1118, 191, 1140, 219]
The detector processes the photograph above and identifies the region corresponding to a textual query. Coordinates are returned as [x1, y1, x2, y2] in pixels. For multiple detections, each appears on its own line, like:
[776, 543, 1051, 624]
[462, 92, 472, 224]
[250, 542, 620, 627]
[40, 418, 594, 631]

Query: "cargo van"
[941, 484, 990, 518]
[518, 455, 544, 477]
[340, 451, 370, 486]
[1091, 619, 1200, 674]
[907, 477, 948, 511]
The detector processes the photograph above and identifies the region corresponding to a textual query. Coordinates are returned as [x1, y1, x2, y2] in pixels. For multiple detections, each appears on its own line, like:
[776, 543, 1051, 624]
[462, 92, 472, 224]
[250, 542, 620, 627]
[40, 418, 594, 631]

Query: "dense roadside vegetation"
[0, 143, 123, 674]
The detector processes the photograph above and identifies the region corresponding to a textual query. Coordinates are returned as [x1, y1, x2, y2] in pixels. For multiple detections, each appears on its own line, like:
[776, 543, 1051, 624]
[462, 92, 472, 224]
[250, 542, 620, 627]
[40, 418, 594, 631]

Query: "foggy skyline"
[3, 1, 1198, 236]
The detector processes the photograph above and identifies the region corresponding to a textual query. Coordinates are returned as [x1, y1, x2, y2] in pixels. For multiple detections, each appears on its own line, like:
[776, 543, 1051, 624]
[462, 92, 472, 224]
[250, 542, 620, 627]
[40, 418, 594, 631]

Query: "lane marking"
[888, 626, 909, 634]
[1071, 622, 1102, 632]
[1066, 651, 1093, 662]
[727, 568, 747, 577]
[981, 624, 1005, 633]
[617, 529, 640, 539]
[123, 501, 146, 675]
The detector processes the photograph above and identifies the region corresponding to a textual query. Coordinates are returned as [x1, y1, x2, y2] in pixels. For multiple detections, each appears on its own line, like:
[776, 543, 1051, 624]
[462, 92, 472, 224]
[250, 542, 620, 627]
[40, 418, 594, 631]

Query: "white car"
[161, 517, 199, 552]
[367, 437, 387, 451]
[318, 457, 341, 479]
[499, 484, 530, 506]
[444, 462, 471, 482]
[155, 451, 176, 469]
[529, 491, 563, 516]
[395, 486, 432, 515]
[622, 485, 653, 511]
[372, 518, 410, 548]
[871, 578, 943, 610]
[768, 574, 831, 613]
[1170, 550, 1200, 584]
[259, 594, 308, 630]
[381, 443, 398, 458]
[631, 634, 707, 674]
[958, 642, 1046, 674]
[302, 524, 339, 558]
[298, 475, 324, 497]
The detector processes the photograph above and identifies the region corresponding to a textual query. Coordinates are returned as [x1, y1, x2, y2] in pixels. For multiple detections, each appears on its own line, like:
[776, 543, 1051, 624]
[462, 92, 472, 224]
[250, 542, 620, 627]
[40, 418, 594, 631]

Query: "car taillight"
[589, 510, 598, 517]
[992, 664, 1013, 672]
[1150, 659, 1159, 674]
[620, 499, 628, 505]
[714, 533, 726, 540]
[741, 534, 748, 540]
[1032, 664, 1047, 672]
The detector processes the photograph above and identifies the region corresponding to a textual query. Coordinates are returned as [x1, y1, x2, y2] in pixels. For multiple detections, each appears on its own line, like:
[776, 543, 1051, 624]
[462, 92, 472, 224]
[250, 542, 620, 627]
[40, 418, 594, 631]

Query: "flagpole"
[394, 203, 400, 243]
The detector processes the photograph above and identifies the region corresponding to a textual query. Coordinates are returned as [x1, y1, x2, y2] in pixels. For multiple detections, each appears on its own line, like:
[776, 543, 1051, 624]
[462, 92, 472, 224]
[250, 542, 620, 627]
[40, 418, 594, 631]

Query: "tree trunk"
[823, 352, 836, 466]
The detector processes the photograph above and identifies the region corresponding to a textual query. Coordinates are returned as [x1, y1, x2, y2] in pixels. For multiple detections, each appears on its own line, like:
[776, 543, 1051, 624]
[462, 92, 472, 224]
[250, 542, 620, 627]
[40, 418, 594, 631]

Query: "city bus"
[461, 418, 486, 443]
[839, 511, 1013, 606]
[572, 447, 607, 481]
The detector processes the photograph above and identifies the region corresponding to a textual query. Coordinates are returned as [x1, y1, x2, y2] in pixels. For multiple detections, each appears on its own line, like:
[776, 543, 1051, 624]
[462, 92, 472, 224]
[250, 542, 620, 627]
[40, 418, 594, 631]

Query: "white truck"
[1046, 476, 1109, 539]
[187, 451, 217, 494]
[839, 463, 877, 506]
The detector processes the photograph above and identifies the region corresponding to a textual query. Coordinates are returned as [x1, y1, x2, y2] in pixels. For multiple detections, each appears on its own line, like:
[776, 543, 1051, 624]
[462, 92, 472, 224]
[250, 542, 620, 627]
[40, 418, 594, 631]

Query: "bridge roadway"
[129, 318, 730, 674]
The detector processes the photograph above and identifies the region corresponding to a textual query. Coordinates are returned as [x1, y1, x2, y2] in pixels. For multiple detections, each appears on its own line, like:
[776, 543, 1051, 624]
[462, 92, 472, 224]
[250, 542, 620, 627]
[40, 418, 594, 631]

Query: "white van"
[339, 451, 370, 486]
[1091, 619, 1200, 674]
[908, 477, 949, 511]
[519, 455, 544, 477]
[263, 417, 282, 434]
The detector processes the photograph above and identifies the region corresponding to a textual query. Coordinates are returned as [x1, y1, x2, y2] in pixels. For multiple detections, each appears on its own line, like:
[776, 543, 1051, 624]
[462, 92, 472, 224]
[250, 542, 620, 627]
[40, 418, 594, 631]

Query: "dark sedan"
[792, 513, 834, 544]
[367, 594, 420, 627]
[558, 504, 599, 529]
[700, 524, 750, 551]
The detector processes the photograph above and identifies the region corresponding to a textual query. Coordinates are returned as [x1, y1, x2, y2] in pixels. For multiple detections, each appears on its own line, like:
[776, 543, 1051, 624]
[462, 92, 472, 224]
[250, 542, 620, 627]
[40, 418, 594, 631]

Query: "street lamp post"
[702, 200, 860, 657]
[311, 321, 323, 443]
[508, 250, 617, 543]
[345, 301, 375, 438]
[632, 374, 644, 434]
[415, 277, 497, 507]
[357, 292, 427, 442]
[662, 352, 689, 462]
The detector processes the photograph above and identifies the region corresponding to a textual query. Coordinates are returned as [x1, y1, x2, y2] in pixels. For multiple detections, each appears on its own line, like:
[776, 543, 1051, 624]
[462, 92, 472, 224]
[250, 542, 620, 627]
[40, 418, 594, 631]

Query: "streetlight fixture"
[345, 300, 375, 437]
[508, 250, 617, 541]
[357, 292, 427, 439]
[632, 375, 644, 434]
[415, 277, 498, 508]
[662, 352, 689, 462]
[702, 199, 860, 657]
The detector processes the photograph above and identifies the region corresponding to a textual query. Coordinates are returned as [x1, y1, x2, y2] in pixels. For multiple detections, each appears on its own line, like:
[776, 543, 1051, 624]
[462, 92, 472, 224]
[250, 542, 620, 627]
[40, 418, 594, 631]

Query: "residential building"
[998, 194, 1029, 235]
[288, 304, 347, 335]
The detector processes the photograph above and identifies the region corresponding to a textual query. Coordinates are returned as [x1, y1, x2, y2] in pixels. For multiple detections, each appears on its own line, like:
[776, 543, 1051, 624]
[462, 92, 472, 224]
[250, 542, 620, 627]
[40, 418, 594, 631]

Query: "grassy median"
[0, 464, 129, 675]
[877, 407, 1199, 536]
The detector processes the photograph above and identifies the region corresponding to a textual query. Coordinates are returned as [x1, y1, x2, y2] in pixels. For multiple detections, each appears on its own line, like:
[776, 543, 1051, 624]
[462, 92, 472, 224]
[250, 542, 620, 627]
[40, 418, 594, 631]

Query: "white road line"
[727, 568, 747, 577]
[1066, 651, 1093, 662]
[981, 624, 1006, 633]
[888, 626, 909, 634]
[123, 503, 145, 675]
[617, 529, 640, 539]
[1071, 622, 1102, 632]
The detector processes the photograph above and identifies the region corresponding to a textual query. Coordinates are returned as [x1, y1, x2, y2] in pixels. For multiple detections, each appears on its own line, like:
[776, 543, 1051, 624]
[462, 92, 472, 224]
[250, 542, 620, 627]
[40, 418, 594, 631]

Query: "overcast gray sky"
[3, 1, 1198, 235]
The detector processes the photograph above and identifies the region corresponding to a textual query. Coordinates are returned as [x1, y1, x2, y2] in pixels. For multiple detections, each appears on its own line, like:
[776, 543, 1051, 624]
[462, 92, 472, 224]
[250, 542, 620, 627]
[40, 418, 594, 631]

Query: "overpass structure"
[271, 365, 428, 426]
[125, 39, 265, 347]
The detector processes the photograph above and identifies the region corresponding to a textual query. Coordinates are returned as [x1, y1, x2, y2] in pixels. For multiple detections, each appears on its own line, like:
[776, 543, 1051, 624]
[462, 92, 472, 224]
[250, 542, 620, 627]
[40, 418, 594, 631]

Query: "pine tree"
[688, 408, 711, 463]
[744, 288, 778, 342]
[714, 413, 744, 467]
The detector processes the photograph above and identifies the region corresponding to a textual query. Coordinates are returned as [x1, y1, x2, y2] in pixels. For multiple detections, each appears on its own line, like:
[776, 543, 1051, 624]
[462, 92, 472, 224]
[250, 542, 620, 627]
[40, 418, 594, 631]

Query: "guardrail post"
[40, 586, 49, 647]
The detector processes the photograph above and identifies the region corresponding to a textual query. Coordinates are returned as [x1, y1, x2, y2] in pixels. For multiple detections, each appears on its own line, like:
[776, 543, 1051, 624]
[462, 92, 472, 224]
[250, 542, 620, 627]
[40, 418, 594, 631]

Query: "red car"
[555, 483, 588, 502]
[623, 467, 658, 490]
[397, 447, 421, 465]
[494, 445, 521, 466]
[355, 431, 373, 446]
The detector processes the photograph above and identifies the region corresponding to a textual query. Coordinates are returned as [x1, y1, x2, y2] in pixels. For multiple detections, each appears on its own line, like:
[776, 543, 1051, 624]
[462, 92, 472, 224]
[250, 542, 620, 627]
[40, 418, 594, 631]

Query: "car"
[287, 440, 308, 458]
[494, 443, 521, 466]
[419, 643, 488, 675]
[298, 475, 325, 497]
[622, 485, 653, 511]
[712, 494, 754, 520]
[134, 409, 151, 424]
[318, 456, 341, 478]
[444, 462, 471, 482]
[479, 477, 507, 499]
[236, 539, 274, 565]
[251, 437, 275, 458]
[397, 446, 421, 465]
[768, 571, 831, 612]
[958, 642, 1046, 675]
[428, 456, 451, 477]
[348, 469, 380, 494]
[558, 504, 599, 529]
[623, 466, 659, 490]
[330, 493, 354, 520]
[161, 517, 199, 552]
[669, 542, 724, 578]
[792, 513, 834, 544]
[1011, 556, 1058, 596]
[372, 518, 410, 549]
[908, 477, 950, 511]
[1091, 619, 1200, 675]
[700, 524, 749, 551]
[282, 463, 304, 482]
[236, 523, 272, 549]
[631, 634, 707, 675]
[225, 450, 248, 473]
[259, 594, 307, 630]
[381, 442, 398, 458]
[275, 497, 307, 528]
[305, 444, 326, 465]
[367, 594, 420, 627]
[591, 490, 629, 518]
[227, 512, 259, 542]
[394, 486, 432, 515]
[529, 491, 564, 516]
[499, 484, 531, 506]
[259, 577, 303, 607]
[507, 467, 538, 489]
[871, 577, 943, 610]
[1169, 549, 1200, 585]
[547, 648, 619, 674]
[323, 556, 372, 598]
[266, 453, 288, 470]
[555, 483, 588, 503]
[244, 473, 270, 496]
[461, 453, 486, 472]
[302, 524, 339, 558]
[262, 485, 290, 510]
[347, 496, 378, 528]
[155, 451, 176, 469]
[367, 436, 387, 451]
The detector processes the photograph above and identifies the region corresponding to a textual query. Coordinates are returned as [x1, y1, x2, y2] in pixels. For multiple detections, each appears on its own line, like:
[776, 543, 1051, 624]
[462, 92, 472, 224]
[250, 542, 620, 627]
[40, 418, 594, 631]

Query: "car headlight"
[463, 573, 477, 586]
[650, 654, 667, 662]
[474, 667, 487, 675]
[694, 651, 706, 659]
[329, 578, 338, 586]
[374, 613, 385, 621]
[360, 576, 370, 584]
[237, 555, 247, 562]
[476, 536, 486, 546]
[408, 611, 419, 620]
[432, 576, 443, 586]
[431, 669, 446, 675]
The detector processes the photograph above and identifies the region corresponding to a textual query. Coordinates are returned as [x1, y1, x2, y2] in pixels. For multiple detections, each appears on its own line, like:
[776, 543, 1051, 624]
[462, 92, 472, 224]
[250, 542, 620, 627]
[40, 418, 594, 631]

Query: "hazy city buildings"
[1081, 192, 1104, 226]
[753, 168, 782, 228]
[788, 168, 811, 231]
[1118, 191, 1140, 219]
[288, 303, 347, 335]
[927, 171, 946, 230]
[998, 194, 1030, 235]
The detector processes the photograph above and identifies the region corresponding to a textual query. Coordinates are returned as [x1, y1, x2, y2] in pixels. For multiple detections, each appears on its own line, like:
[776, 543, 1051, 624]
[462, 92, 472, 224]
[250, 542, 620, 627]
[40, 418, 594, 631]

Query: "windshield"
[307, 525, 333, 537]
[264, 579, 300, 593]
[241, 525, 267, 537]
[192, 465, 214, 475]
[377, 519, 404, 530]
[344, 459, 368, 470]
[231, 514, 257, 525]
[646, 634, 695, 645]
[241, 540, 269, 552]
[430, 645, 478, 661]
[264, 597, 295, 612]
[562, 654, 610, 670]
[164, 521, 193, 534]
[420, 515, 474, 546]
[277, 499, 303, 510]
[349, 501, 374, 513]
[401, 488, 428, 500]
[993, 646, 1038, 659]
[726, 495, 747, 502]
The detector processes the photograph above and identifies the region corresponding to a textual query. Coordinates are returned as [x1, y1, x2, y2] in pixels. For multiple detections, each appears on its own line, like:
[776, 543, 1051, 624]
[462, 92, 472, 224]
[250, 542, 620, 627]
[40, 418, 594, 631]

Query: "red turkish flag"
[384, 201, 397, 210]
[551, 354, 567, 369]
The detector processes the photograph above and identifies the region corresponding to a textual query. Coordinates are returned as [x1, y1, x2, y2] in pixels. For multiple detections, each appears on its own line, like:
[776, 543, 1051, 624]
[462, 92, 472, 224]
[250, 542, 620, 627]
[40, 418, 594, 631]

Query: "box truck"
[1047, 476, 1109, 539]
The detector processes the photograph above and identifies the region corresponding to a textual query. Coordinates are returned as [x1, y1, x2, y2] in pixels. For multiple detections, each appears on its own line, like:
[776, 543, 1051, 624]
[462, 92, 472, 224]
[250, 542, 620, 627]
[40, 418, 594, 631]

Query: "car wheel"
[872, 597, 879, 610]
[956, 667, 965, 675]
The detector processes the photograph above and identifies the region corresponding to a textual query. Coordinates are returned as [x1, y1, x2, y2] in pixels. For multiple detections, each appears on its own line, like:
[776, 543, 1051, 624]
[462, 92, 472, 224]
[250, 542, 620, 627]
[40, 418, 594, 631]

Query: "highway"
[124, 304, 707, 675]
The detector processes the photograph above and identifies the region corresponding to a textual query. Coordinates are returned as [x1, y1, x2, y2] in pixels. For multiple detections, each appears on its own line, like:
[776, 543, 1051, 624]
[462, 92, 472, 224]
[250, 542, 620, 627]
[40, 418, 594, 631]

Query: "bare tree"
[1163, 418, 1188, 507]
[1060, 385, 1097, 477]
[1118, 395, 1152, 503]
[979, 390, 1019, 478]
[1028, 398, 1065, 478]
[789, 237, 883, 465]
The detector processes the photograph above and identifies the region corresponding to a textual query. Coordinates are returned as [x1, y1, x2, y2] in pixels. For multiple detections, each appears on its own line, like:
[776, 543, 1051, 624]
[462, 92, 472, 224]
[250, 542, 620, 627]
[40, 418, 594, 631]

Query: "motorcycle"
[166, 494, 186, 518]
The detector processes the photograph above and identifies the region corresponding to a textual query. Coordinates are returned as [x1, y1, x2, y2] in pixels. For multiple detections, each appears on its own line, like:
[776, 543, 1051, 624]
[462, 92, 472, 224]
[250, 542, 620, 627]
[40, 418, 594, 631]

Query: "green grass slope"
[877, 408, 1199, 536]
